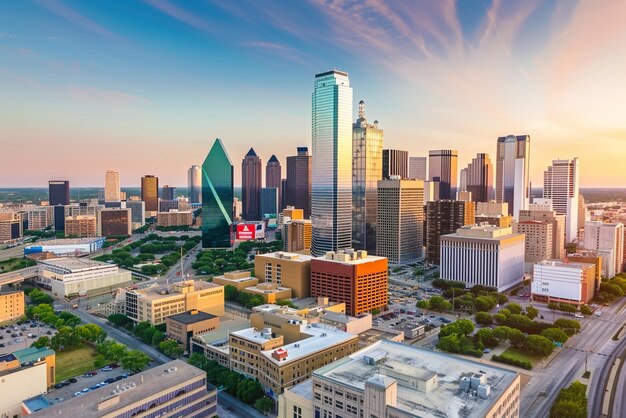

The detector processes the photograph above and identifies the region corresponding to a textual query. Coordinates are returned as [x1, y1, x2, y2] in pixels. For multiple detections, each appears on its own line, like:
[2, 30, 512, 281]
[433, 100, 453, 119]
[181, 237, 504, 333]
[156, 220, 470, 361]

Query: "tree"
[508, 329, 527, 348]
[493, 326, 512, 342]
[541, 328, 569, 344]
[76, 324, 106, 343]
[121, 350, 151, 373]
[580, 305, 592, 315]
[159, 339, 184, 357]
[255, 397, 274, 415]
[152, 330, 166, 346]
[493, 313, 507, 325]
[416, 300, 429, 309]
[437, 334, 461, 353]
[108, 314, 132, 327]
[188, 352, 210, 371]
[549, 400, 586, 418]
[525, 335, 554, 356]
[455, 319, 474, 336]
[526, 306, 539, 320]
[224, 285, 238, 301]
[371, 307, 381, 315]
[554, 319, 581, 335]
[31, 336, 50, 348]
[428, 296, 452, 312]
[475, 312, 493, 325]
[28, 289, 54, 305]
[507, 303, 523, 315]
[476, 328, 499, 348]
[547, 302, 559, 310]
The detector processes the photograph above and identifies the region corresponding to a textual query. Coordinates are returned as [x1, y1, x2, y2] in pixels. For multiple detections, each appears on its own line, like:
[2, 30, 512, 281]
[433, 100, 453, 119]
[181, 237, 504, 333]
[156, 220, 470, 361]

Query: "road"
[520, 300, 626, 417]
[217, 391, 273, 418]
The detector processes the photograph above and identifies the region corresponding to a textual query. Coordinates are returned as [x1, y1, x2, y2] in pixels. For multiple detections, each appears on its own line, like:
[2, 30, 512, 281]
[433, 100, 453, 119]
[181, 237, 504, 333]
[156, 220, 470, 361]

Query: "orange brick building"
[311, 250, 388, 316]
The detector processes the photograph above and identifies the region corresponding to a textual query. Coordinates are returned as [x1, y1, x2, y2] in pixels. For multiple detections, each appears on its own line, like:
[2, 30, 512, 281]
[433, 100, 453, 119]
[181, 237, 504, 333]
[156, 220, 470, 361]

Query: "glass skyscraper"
[496, 134, 530, 219]
[311, 70, 353, 256]
[202, 138, 233, 248]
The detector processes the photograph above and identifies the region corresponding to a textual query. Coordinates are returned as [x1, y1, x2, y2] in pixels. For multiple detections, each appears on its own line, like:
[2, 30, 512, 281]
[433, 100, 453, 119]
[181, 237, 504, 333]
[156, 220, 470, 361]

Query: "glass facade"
[188, 165, 202, 204]
[496, 135, 530, 218]
[202, 138, 233, 248]
[311, 70, 353, 256]
[48, 180, 69, 206]
[141, 175, 159, 212]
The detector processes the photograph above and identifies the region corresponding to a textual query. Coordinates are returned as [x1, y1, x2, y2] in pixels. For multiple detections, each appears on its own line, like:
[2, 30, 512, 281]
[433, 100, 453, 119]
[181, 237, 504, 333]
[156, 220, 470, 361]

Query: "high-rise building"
[97, 208, 132, 236]
[425, 200, 475, 263]
[543, 158, 580, 243]
[459, 168, 468, 193]
[242, 148, 262, 221]
[517, 201, 566, 262]
[187, 165, 202, 204]
[161, 185, 176, 201]
[311, 70, 353, 256]
[104, 170, 120, 202]
[283, 219, 312, 253]
[286, 147, 312, 218]
[352, 100, 383, 253]
[125, 200, 145, 229]
[496, 135, 530, 218]
[261, 187, 279, 218]
[52, 205, 67, 232]
[428, 150, 458, 200]
[141, 175, 159, 214]
[64, 215, 97, 237]
[382, 149, 408, 179]
[377, 178, 424, 264]
[48, 180, 69, 206]
[202, 138, 233, 248]
[408, 156, 427, 180]
[266, 155, 282, 212]
[583, 222, 624, 278]
[466, 153, 493, 203]
[475, 201, 512, 228]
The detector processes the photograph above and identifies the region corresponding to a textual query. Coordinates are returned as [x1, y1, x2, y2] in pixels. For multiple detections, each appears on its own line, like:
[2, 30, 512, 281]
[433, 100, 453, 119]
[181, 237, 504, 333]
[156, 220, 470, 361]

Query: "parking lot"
[46, 365, 132, 404]
[0, 320, 57, 355]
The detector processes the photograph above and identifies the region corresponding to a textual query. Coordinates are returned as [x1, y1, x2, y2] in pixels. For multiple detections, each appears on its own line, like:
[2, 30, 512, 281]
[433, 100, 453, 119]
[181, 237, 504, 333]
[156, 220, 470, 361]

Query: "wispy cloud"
[66, 86, 153, 106]
[0, 72, 41, 89]
[242, 40, 319, 66]
[143, 0, 215, 34]
[37, 0, 121, 40]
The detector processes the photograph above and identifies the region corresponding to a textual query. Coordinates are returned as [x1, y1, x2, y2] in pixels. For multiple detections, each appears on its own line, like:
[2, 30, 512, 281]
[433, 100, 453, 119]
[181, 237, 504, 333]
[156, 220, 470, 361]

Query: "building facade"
[266, 155, 282, 212]
[495, 135, 530, 218]
[408, 156, 427, 180]
[254, 251, 313, 299]
[425, 200, 475, 263]
[165, 310, 220, 352]
[382, 149, 408, 179]
[583, 222, 624, 278]
[202, 138, 234, 248]
[543, 158, 580, 243]
[261, 187, 279, 218]
[283, 219, 312, 253]
[518, 202, 566, 262]
[97, 208, 132, 236]
[157, 210, 193, 227]
[286, 147, 312, 218]
[466, 153, 493, 203]
[532, 260, 596, 305]
[64, 215, 97, 237]
[428, 149, 458, 200]
[125, 200, 145, 229]
[0, 290, 24, 323]
[104, 170, 120, 202]
[242, 148, 262, 221]
[188, 165, 202, 204]
[48, 180, 69, 206]
[141, 175, 159, 214]
[161, 185, 176, 201]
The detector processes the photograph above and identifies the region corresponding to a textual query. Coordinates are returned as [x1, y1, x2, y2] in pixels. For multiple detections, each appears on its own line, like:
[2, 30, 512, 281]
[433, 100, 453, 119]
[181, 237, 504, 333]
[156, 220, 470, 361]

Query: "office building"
[409, 156, 427, 180]
[280, 206, 304, 225]
[36, 257, 133, 298]
[97, 207, 132, 236]
[532, 260, 596, 305]
[202, 138, 234, 248]
[159, 199, 179, 213]
[212, 271, 259, 291]
[26, 207, 53, 231]
[166, 310, 220, 352]
[48, 180, 69, 206]
[24, 237, 105, 257]
[466, 153, 493, 202]
[279, 340, 521, 418]
[261, 187, 279, 218]
[255, 251, 314, 299]
[125, 200, 145, 229]
[440, 225, 525, 292]
[266, 155, 282, 212]
[382, 149, 408, 179]
[157, 210, 193, 227]
[425, 200, 475, 263]
[187, 165, 202, 204]
[428, 149, 458, 199]
[514, 221, 553, 263]
[64, 215, 97, 237]
[242, 148, 262, 221]
[0, 290, 24, 322]
[141, 175, 159, 214]
[286, 147, 312, 218]
[242, 283, 293, 303]
[311, 249, 388, 316]
[52, 205, 67, 232]
[543, 158, 580, 243]
[475, 201, 512, 228]
[423, 180, 439, 203]
[583, 222, 624, 278]
[518, 202, 566, 262]
[311, 70, 353, 256]
[352, 100, 383, 253]
[28, 360, 217, 418]
[377, 178, 424, 264]
[0, 212, 22, 241]
[104, 170, 120, 202]
[495, 135, 530, 218]
[161, 185, 176, 200]
[112, 280, 224, 325]
[459, 168, 468, 193]
[283, 219, 312, 253]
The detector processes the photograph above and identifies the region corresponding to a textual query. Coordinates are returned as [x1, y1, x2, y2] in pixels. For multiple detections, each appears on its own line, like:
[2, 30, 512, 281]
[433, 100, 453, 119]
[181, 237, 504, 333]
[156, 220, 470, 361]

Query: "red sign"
[236, 224, 255, 240]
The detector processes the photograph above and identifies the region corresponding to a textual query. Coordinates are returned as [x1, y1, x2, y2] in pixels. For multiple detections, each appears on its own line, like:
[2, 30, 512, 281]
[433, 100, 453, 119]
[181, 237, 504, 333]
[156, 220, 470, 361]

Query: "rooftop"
[38, 257, 116, 273]
[257, 251, 314, 262]
[244, 283, 292, 295]
[22, 396, 51, 414]
[444, 225, 524, 241]
[13, 347, 55, 364]
[193, 317, 250, 347]
[167, 310, 217, 325]
[315, 249, 388, 265]
[29, 360, 206, 418]
[314, 340, 519, 418]
[535, 260, 595, 270]
[27, 237, 105, 247]
[132, 280, 222, 301]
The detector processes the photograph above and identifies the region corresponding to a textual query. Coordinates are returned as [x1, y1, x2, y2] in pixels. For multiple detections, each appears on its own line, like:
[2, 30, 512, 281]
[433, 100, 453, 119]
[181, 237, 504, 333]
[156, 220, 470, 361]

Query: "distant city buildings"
[97, 207, 132, 236]
[429, 149, 458, 200]
[425, 200, 475, 263]
[465, 153, 493, 202]
[261, 187, 279, 218]
[543, 158, 580, 243]
[0, 290, 24, 322]
[495, 134, 530, 218]
[202, 138, 233, 248]
[104, 170, 120, 202]
[64, 215, 97, 237]
[187, 164, 202, 204]
[285, 147, 311, 218]
[157, 210, 193, 227]
[283, 218, 312, 253]
[583, 221, 624, 278]
[382, 149, 408, 179]
[266, 155, 282, 212]
[141, 174, 159, 214]
[242, 148, 262, 221]
[48, 180, 69, 206]
[517, 201, 566, 263]
[160, 184, 176, 200]
[409, 156, 427, 180]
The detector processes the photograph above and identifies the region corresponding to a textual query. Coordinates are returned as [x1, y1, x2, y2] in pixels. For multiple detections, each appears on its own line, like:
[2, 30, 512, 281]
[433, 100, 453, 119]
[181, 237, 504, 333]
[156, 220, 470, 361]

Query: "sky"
[1, 0, 625, 188]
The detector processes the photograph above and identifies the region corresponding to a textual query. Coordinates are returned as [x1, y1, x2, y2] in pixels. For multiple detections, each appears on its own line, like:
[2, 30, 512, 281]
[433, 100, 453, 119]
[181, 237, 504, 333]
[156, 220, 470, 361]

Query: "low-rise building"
[532, 260, 597, 305]
[12, 347, 56, 388]
[27, 360, 217, 418]
[319, 311, 372, 335]
[212, 270, 259, 291]
[64, 215, 97, 237]
[190, 317, 250, 368]
[395, 322, 426, 339]
[165, 309, 220, 352]
[279, 340, 520, 418]
[24, 237, 106, 257]
[0, 290, 24, 323]
[97, 207, 132, 236]
[254, 251, 313, 298]
[0, 212, 22, 242]
[157, 210, 193, 227]
[243, 282, 292, 304]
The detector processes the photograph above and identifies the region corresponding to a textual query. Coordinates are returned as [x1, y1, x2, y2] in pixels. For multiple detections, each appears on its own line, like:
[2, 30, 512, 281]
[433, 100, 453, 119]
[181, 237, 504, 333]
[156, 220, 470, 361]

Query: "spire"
[358, 100, 365, 119]
[268, 155, 279, 164]
[245, 147, 257, 157]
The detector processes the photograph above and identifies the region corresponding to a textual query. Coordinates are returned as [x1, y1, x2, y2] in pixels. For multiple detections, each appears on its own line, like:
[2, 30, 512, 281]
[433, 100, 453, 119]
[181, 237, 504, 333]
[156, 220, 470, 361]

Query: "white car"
[574, 314, 584, 319]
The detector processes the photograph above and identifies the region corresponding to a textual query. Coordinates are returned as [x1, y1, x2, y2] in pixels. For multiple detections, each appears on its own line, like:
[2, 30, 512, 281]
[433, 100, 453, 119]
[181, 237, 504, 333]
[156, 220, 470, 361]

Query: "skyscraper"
[202, 138, 233, 248]
[286, 147, 311, 218]
[104, 170, 120, 202]
[141, 175, 159, 214]
[266, 155, 282, 212]
[583, 222, 624, 278]
[382, 149, 408, 179]
[261, 187, 279, 218]
[242, 148, 262, 221]
[543, 158, 580, 243]
[311, 70, 353, 256]
[466, 153, 494, 203]
[48, 180, 69, 206]
[428, 149, 458, 200]
[161, 185, 176, 201]
[496, 135, 530, 219]
[188, 165, 202, 204]
[425, 200, 475, 263]
[352, 100, 383, 253]
[408, 157, 427, 180]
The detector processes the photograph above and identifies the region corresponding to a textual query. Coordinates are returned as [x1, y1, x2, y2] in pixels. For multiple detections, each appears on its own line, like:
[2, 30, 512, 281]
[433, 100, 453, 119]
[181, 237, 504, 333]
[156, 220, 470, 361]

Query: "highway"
[520, 300, 626, 417]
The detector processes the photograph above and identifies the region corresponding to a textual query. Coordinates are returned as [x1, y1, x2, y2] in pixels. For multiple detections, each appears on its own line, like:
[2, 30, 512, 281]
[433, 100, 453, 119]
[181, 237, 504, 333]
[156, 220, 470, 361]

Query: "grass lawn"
[55, 345, 108, 382]
[502, 347, 543, 366]
[0, 258, 36, 273]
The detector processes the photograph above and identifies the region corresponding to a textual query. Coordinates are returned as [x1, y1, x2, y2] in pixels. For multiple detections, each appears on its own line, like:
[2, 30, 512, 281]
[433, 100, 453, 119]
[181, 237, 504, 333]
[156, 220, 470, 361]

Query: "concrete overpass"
[0, 266, 38, 287]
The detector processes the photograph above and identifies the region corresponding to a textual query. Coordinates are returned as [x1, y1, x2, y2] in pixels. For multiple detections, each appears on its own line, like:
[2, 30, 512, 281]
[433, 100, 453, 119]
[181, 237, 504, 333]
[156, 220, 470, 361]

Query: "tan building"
[243, 282, 292, 303]
[65, 215, 97, 237]
[255, 251, 313, 298]
[0, 290, 25, 323]
[0, 211, 22, 241]
[514, 220, 553, 262]
[165, 309, 220, 352]
[26, 207, 53, 231]
[121, 280, 224, 325]
[518, 204, 566, 261]
[567, 252, 602, 291]
[279, 340, 521, 418]
[283, 219, 312, 253]
[280, 206, 304, 226]
[475, 201, 512, 228]
[190, 317, 250, 368]
[212, 270, 259, 291]
[157, 210, 193, 227]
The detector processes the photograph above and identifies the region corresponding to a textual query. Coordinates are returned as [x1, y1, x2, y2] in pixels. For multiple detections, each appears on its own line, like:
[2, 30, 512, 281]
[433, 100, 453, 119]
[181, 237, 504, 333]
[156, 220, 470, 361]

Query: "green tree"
[455, 319, 475, 336]
[509, 329, 527, 348]
[416, 300, 429, 309]
[224, 285, 239, 301]
[526, 306, 539, 320]
[476, 328, 499, 348]
[152, 330, 166, 346]
[493, 313, 507, 325]
[371, 307, 381, 315]
[108, 313, 132, 327]
[525, 335, 554, 356]
[475, 312, 493, 325]
[493, 326, 512, 342]
[437, 334, 462, 353]
[507, 303, 523, 315]
[554, 319, 581, 335]
[549, 400, 586, 418]
[188, 352, 210, 371]
[31, 336, 50, 348]
[547, 302, 559, 310]
[541, 328, 569, 344]
[158, 339, 184, 357]
[28, 289, 54, 305]
[121, 350, 151, 373]
[428, 296, 452, 312]
[580, 305, 592, 315]
[255, 397, 274, 415]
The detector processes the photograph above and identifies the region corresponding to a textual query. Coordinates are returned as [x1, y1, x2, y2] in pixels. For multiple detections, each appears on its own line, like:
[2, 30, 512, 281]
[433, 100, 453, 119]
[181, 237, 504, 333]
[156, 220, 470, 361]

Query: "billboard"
[236, 223, 265, 240]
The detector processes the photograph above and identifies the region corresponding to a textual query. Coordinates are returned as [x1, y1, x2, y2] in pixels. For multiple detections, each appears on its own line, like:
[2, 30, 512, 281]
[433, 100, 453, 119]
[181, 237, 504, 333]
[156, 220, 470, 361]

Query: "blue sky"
[1, 0, 625, 187]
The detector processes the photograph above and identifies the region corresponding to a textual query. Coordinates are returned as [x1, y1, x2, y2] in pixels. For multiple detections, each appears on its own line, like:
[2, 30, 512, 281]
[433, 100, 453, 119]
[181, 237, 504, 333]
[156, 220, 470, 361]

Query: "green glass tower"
[202, 138, 234, 248]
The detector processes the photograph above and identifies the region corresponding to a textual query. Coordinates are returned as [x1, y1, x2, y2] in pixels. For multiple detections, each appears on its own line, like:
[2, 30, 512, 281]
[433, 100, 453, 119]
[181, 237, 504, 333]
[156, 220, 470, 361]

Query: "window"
[293, 406, 302, 418]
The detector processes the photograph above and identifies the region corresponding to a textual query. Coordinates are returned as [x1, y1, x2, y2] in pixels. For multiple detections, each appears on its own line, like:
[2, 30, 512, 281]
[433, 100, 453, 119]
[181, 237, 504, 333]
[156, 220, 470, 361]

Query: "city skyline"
[1, 1, 625, 188]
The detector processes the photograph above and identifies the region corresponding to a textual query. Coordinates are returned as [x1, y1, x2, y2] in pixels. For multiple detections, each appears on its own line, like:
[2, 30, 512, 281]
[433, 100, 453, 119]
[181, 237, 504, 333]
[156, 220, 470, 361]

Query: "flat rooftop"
[29, 237, 104, 246]
[13, 347, 55, 364]
[38, 257, 115, 273]
[132, 281, 222, 301]
[244, 284, 291, 295]
[167, 310, 217, 325]
[257, 251, 314, 262]
[535, 260, 595, 270]
[29, 360, 205, 418]
[193, 317, 250, 346]
[314, 340, 519, 418]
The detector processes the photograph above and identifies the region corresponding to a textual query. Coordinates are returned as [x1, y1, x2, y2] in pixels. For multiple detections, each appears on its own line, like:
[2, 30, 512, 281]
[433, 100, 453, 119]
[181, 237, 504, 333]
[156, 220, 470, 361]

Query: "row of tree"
[418, 282, 509, 314]
[96, 340, 152, 373]
[549, 381, 587, 418]
[27, 303, 81, 328]
[107, 315, 184, 358]
[32, 323, 106, 352]
[224, 285, 266, 309]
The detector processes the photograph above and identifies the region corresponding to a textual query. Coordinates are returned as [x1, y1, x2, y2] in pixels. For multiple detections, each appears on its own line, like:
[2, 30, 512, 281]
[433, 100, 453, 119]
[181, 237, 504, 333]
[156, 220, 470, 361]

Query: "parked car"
[101, 366, 113, 371]
[483, 348, 492, 354]
[574, 314, 584, 319]
[68, 378, 77, 383]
